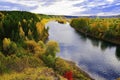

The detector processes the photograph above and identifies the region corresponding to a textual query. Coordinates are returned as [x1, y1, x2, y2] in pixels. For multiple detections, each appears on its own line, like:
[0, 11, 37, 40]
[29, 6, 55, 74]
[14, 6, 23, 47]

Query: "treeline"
[70, 17, 120, 44]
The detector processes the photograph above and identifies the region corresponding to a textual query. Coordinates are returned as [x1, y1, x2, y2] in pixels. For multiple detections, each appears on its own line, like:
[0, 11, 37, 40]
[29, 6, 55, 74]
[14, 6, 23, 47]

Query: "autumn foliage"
[70, 17, 120, 44]
[64, 71, 73, 80]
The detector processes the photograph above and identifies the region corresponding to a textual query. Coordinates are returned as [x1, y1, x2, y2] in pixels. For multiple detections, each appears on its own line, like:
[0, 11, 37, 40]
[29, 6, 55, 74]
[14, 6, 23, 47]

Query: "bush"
[41, 40, 60, 68]
[45, 40, 60, 58]
[0, 52, 8, 74]
[3, 38, 17, 55]
[55, 58, 70, 75]
[0, 54, 45, 73]
[24, 40, 45, 57]
[42, 55, 56, 67]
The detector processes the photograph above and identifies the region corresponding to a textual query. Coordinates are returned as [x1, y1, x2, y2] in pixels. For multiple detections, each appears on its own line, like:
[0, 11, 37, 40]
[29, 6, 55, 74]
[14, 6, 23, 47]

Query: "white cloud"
[97, 12, 120, 16]
[97, 12, 106, 16]
[106, 0, 114, 3]
[1, 0, 37, 7]
[31, 0, 86, 15]
[0, 0, 119, 16]
[86, 1, 106, 8]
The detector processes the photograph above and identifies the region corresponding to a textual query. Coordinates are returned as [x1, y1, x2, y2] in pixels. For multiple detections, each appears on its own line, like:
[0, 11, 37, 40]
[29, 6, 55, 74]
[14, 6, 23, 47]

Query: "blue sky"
[0, 0, 120, 16]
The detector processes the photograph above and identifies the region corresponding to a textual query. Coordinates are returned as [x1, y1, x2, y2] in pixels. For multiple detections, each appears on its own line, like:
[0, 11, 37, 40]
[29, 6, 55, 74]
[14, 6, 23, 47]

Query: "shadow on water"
[76, 31, 116, 52]
[100, 41, 115, 51]
[116, 46, 120, 60]
[75, 30, 87, 42]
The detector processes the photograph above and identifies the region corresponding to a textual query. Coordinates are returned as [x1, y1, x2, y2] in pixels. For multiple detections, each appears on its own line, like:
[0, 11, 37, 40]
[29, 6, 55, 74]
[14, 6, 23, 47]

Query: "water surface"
[46, 21, 120, 80]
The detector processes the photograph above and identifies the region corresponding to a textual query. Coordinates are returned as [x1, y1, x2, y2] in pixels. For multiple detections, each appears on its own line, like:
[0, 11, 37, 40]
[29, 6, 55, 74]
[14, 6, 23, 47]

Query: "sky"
[0, 0, 120, 16]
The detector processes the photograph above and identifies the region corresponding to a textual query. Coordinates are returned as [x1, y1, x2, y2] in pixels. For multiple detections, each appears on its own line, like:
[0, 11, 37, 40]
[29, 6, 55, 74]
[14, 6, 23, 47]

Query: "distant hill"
[64, 15, 120, 18]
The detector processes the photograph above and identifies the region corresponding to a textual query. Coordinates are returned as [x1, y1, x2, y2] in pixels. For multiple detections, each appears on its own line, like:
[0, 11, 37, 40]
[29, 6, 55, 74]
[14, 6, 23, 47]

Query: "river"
[46, 21, 120, 80]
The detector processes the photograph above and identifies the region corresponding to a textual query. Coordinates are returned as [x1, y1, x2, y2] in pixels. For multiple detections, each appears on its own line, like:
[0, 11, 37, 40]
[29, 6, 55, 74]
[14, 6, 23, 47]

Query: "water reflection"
[116, 46, 120, 60]
[75, 31, 87, 42]
[46, 21, 120, 80]
[75, 30, 116, 51]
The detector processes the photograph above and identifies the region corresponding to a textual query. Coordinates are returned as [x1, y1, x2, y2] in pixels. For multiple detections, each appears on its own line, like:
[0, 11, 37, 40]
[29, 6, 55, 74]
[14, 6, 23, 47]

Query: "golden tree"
[19, 27, 25, 38]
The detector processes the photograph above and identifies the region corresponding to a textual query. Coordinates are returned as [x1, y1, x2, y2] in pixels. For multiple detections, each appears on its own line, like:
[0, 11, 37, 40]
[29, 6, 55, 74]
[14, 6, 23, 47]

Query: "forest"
[0, 11, 92, 80]
[70, 17, 120, 45]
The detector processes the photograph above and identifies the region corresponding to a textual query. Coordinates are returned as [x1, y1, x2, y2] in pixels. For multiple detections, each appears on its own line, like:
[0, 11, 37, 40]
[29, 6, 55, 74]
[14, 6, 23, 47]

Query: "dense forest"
[70, 17, 120, 45]
[0, 11, 92, 80]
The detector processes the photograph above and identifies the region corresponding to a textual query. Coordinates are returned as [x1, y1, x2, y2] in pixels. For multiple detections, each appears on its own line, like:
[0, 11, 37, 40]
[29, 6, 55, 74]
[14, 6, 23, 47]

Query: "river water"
[46, 21, 120, 80]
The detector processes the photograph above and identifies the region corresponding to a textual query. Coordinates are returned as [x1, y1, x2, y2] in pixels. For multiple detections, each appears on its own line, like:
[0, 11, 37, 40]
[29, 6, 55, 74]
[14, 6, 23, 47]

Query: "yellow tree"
[36, 22, 44, 34]
[36, 22, 45, 40]
[19, 26, 25, 38]
[28, 29, 33, 39]
[3, 38, 17, 55]
[3, 38, 11, 51]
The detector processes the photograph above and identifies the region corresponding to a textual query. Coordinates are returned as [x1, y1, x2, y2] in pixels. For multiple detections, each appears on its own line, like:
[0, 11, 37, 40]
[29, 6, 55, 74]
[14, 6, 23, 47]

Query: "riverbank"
[70, 18, 120, 46]
[73, 27, 120, 46]
[62, 58, 94, 80]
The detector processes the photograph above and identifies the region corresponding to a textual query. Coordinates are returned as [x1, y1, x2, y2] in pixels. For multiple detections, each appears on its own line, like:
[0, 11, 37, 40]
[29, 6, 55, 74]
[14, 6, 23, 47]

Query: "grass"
[0, 67, 67, 80]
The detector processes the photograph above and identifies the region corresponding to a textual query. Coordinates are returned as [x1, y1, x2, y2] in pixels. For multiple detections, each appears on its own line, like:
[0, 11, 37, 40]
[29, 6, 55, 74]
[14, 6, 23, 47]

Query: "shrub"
[45, 40, 60, 58]
[0, 52, 8, 74]
[25, 40, 38, 53]
[3, 38, 17, 55]
[1, 54, 45, 73]
[24, 40, 45, 57]
[41, 40, 60, 68]
[55, 58, 70, 75]
[42, 55, 55, 67]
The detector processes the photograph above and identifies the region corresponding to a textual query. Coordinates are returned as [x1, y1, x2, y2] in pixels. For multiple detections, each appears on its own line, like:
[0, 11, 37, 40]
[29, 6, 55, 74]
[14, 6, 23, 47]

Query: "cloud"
[0, 0, 38, 11]
[0, 0, 120, 16]
[77, 0, 120, 16]
[31, 0, 86, 15]
[107, 0, 114, 3]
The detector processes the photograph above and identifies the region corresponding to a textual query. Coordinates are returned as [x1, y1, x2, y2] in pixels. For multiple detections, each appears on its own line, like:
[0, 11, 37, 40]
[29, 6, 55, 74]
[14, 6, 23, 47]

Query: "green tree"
[45, 40, 60, 58]
[42, 40, 60, 67]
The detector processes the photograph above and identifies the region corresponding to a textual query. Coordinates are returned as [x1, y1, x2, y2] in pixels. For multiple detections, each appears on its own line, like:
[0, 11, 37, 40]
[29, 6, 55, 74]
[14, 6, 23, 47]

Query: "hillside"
[0, 11, 92, 80]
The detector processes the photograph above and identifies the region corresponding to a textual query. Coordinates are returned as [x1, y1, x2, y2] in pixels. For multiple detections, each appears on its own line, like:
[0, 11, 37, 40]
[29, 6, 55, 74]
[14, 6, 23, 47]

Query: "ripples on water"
[46, 21, 120, 80]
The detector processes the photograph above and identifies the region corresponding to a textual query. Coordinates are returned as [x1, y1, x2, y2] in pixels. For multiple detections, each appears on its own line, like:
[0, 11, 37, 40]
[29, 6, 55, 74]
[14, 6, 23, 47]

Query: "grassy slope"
[0, 11, 92, 80]
[0, 67, 67, 80]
